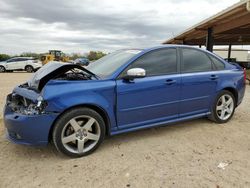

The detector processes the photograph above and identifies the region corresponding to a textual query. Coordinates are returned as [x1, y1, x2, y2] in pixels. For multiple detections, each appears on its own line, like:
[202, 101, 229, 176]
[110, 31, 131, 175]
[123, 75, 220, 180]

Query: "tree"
[20, 52, 40, 59]
[87, 51, 106, 61]
[69, 53, 86, 60]
[0, 54, 11, 61]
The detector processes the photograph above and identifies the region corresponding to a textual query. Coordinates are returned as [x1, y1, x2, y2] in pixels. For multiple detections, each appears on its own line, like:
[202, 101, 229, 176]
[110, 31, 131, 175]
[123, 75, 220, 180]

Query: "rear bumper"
[4, 105, 58, 146]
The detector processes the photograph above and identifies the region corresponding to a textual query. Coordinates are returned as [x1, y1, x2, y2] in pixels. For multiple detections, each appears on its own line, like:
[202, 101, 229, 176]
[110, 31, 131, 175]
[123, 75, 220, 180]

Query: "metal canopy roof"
[163, 0, 250, 45]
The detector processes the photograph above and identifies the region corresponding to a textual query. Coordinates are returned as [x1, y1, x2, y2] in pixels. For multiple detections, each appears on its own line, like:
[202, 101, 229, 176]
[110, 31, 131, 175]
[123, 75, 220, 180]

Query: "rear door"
[116, 48, 181, 129]
[180, 48, 218, 117]
[16, 58, 27, 69]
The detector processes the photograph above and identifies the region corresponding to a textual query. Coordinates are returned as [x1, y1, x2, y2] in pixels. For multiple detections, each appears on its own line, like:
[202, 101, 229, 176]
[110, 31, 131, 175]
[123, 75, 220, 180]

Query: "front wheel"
[0, 66, 6, 72]
[52, 108, 106, 157]
[209, 90, 235, 123]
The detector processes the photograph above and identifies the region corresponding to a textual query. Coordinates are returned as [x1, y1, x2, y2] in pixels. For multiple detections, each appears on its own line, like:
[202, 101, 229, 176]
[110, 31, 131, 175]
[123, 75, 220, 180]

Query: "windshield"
[86, 50, 141, 78]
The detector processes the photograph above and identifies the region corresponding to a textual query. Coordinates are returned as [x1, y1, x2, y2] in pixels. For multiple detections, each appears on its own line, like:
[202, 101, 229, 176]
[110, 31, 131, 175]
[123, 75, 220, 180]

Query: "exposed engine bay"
[55, 69, 92, 80]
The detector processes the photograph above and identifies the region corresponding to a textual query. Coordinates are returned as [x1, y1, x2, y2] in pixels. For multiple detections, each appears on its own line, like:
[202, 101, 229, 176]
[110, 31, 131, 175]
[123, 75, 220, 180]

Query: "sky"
[0, 0, 239, 54]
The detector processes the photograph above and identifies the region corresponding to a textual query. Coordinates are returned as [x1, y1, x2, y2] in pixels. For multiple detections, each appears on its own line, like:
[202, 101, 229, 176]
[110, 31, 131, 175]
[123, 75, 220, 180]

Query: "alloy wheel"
[0, 66, 5, 72]
[26, 66, 33, 72]
[61, 115, 101, 154]
[216, 94, 234, 121]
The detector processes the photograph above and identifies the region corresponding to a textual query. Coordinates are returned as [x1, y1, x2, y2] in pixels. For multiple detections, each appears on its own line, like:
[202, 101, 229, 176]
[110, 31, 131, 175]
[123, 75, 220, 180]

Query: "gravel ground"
[0, 72, 250, 188]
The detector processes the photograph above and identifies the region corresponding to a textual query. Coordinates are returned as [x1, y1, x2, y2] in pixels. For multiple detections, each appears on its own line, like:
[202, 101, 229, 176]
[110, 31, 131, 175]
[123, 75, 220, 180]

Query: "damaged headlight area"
[6, 93, 47, 115]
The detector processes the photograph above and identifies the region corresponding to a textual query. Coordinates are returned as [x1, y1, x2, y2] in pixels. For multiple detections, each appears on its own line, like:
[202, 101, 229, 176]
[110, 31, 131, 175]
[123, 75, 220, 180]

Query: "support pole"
[206, 27, 213, 52]
[228, 44, 232, 60]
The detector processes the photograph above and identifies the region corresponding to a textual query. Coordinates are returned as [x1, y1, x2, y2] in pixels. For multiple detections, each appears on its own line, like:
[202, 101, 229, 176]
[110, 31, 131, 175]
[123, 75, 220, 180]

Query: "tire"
[209, 90, 236, 123]
[0, 66, 6, 72]
[25, 65, 34, 73]
[52, 107, 106, 157]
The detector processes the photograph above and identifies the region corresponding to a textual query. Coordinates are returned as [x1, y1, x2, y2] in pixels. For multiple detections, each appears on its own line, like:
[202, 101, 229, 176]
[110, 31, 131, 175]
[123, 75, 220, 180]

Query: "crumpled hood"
[28, 61, 95, 91]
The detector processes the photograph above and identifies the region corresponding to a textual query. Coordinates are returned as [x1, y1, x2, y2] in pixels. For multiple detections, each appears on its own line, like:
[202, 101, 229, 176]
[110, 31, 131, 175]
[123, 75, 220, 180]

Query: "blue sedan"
[4, 45, 246, 157]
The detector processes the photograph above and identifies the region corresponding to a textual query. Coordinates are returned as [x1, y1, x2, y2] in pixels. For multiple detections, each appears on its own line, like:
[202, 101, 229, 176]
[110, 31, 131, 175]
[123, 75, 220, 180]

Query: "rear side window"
[209, 55, 225, 70]
[181, 48, 212, 73]
[14, 58, 24, 62]
[7, 59, 14, 63]
[17, 58, 24, 61]
[126, 48, 177, 76]
[22, 58, 31, 61]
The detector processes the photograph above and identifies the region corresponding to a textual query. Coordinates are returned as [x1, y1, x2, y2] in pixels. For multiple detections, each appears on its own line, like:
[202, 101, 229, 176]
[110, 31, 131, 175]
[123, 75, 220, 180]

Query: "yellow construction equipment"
[41, 50, 70, 65]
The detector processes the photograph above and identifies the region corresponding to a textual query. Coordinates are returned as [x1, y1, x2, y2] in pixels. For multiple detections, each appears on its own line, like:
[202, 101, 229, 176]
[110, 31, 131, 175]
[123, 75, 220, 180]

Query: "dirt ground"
[0, 72, 250, 188]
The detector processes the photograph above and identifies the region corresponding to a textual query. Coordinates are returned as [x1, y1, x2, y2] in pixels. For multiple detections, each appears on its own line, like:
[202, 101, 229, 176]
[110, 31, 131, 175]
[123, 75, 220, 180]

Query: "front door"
[5, 58, 18, 70]
[116, 48, 181, 129]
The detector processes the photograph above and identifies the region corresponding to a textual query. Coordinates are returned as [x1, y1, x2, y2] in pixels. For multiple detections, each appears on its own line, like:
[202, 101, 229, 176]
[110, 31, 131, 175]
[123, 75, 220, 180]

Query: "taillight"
[243, 68, 246, 83]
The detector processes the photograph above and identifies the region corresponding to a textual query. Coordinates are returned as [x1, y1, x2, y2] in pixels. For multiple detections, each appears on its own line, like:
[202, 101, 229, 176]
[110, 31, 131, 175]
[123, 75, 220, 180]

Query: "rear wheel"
[25, 65, 34, 73]
[209, 90, 235, 123]
[0, 66, 6, 72]
[53, 108, 106, 157]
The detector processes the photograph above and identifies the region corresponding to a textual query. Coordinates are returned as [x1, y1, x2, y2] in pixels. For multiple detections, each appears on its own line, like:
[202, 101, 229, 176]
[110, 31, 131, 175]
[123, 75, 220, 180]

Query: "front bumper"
[4, 105, 58, 146]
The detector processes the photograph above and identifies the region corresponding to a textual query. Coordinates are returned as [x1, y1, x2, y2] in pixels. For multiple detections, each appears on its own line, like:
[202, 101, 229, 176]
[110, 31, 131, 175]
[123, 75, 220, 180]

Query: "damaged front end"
[3, 86, 56, 145]
[6, 92, 47, 115]
[4, 62, 97, 145]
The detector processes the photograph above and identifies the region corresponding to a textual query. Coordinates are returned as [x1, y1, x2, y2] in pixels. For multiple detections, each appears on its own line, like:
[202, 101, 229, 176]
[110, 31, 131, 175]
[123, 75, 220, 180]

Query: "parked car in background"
[0, 57, 42, 73]
[3, 45, 246, 157]
[73, 57, 90, 66]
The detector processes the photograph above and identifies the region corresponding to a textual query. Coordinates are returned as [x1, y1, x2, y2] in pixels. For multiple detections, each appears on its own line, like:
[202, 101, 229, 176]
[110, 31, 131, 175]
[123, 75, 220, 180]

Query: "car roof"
[120, 45, 210, 54]
[140, 45, 223, 60]
[142, 44, 205, 51]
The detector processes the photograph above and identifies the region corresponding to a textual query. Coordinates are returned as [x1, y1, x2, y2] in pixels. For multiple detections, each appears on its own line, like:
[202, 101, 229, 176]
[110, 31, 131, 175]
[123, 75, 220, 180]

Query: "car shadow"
[100, 118, 212, 150]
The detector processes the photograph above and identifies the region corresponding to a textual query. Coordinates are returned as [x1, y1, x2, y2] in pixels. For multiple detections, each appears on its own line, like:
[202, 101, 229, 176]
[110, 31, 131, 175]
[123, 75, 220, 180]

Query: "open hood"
[27, 61, 96, 91]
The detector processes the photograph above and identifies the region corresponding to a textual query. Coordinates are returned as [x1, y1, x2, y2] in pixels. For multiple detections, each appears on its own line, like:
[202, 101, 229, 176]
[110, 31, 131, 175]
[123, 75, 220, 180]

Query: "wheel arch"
[25, 64, 32, 67]
[48, 104, 111, 142]
[222, 87, 238, 104]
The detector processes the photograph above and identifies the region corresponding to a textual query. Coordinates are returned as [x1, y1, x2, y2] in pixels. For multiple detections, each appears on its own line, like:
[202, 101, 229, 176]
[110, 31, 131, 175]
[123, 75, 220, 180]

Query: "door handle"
[210, 75, 218, 80]
[165, 79, 176, 85]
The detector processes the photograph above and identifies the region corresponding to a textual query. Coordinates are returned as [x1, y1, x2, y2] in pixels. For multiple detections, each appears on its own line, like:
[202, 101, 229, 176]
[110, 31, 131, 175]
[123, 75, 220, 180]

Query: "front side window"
[123, 48, 177, 77]
[7, 58, 16, 63]
[181, 48, 212, 73]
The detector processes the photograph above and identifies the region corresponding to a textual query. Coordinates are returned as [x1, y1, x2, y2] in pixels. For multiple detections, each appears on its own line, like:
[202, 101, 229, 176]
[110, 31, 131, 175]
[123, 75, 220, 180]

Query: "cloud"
[0, 0, 238, 54]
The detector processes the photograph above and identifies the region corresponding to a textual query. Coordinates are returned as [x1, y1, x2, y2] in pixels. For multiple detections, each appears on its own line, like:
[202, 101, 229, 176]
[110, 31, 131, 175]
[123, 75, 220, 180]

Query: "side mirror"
[123, 68, 146, 80]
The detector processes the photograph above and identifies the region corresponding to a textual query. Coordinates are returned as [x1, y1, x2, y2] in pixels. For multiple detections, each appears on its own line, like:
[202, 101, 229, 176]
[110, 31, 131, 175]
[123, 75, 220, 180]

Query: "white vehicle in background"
[0, 57, 42, 73]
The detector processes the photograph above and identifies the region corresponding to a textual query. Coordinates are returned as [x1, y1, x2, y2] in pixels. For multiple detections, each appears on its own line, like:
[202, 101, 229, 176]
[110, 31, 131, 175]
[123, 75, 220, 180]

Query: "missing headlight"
[7, 93, 47, 115]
